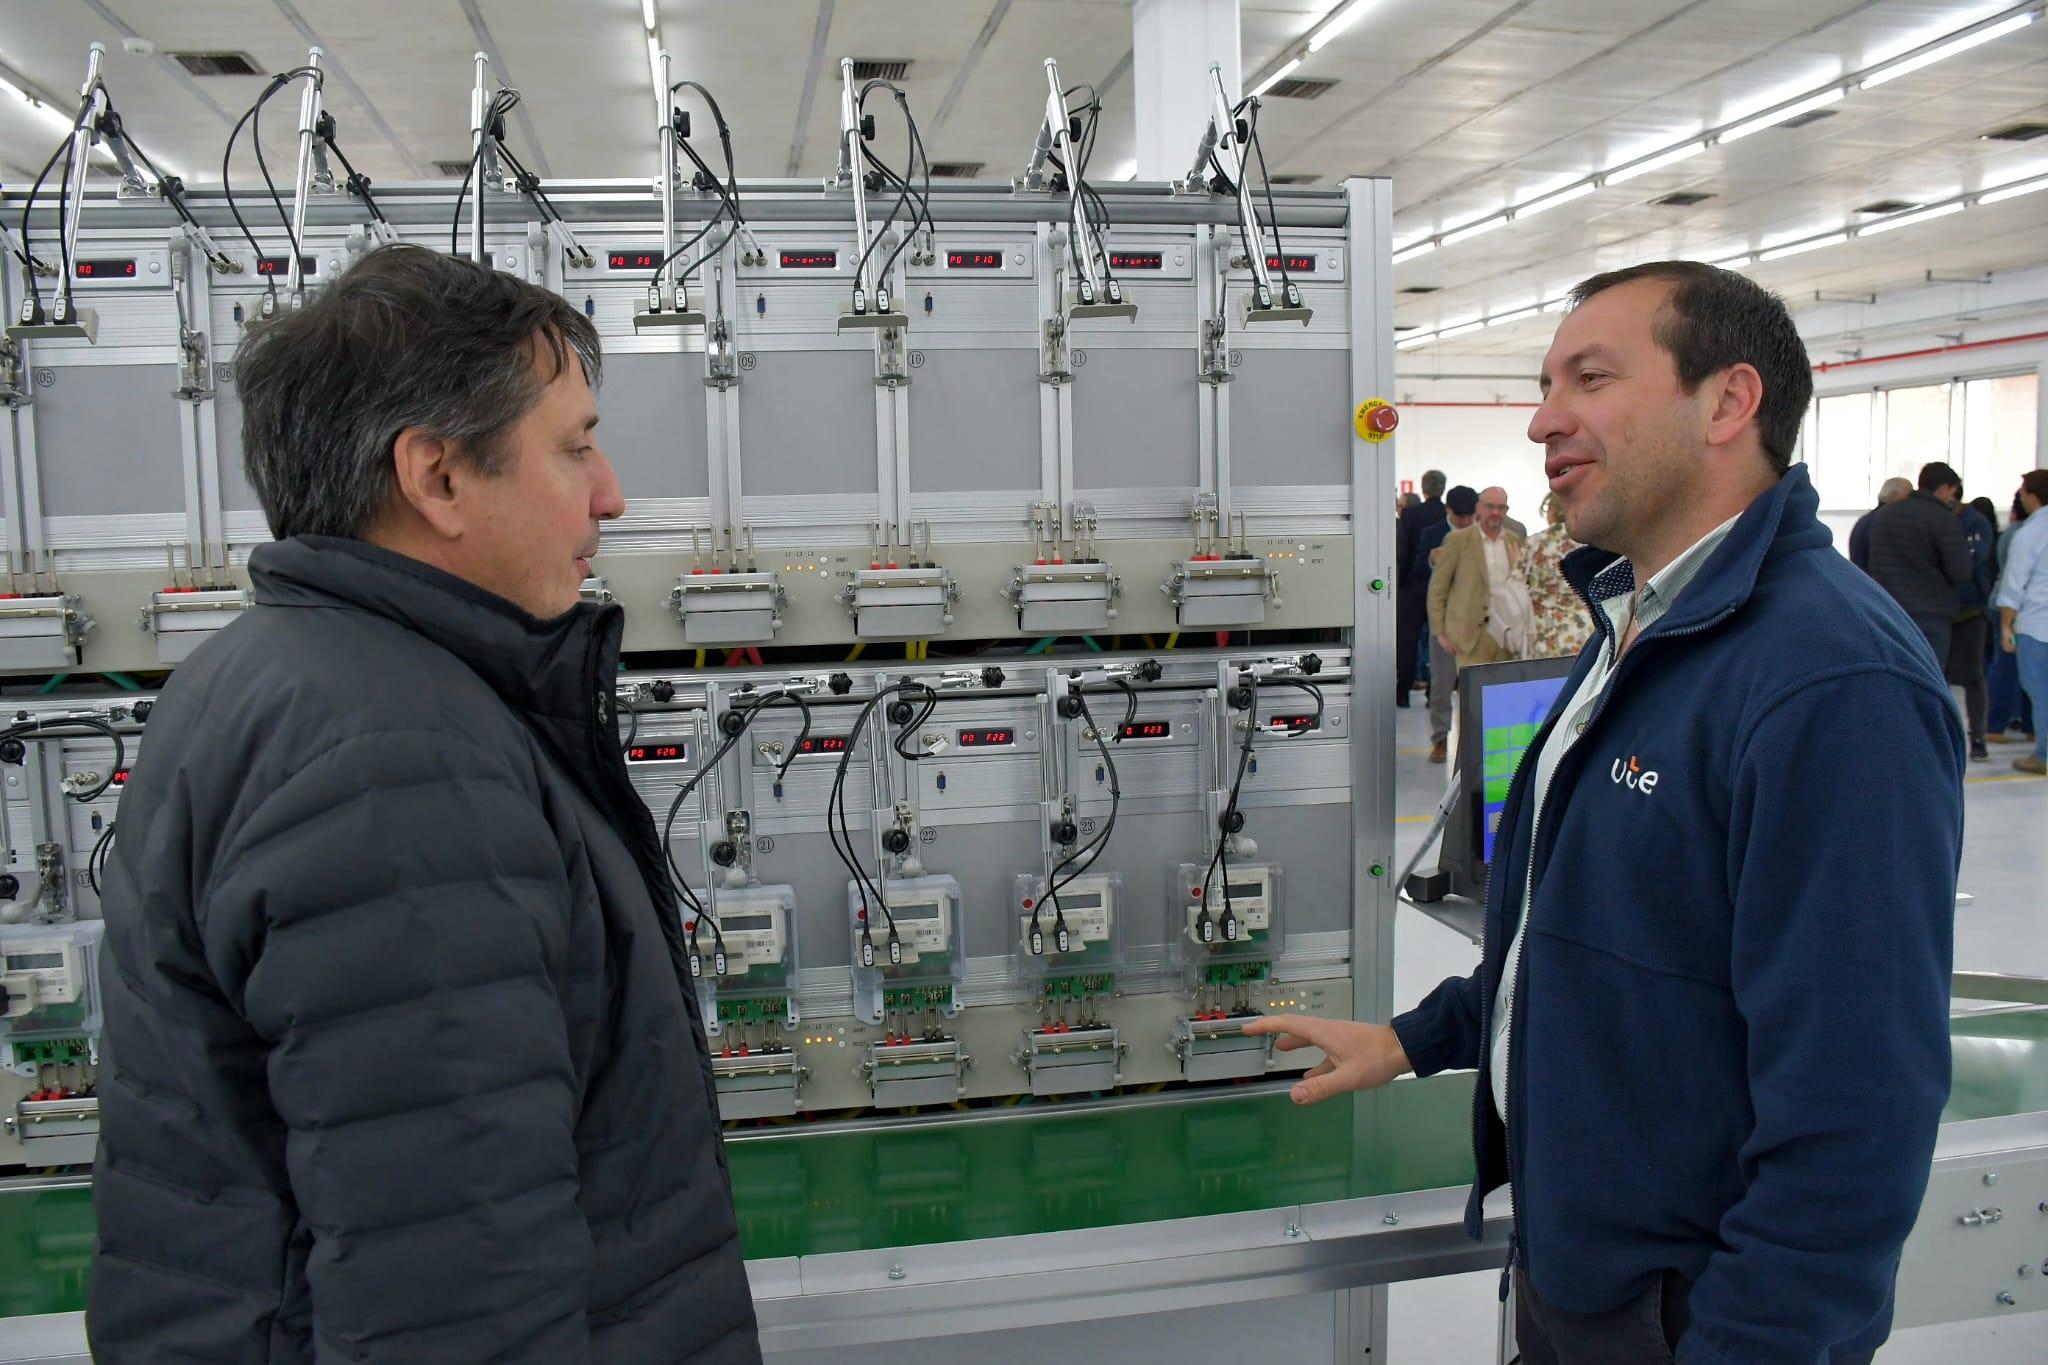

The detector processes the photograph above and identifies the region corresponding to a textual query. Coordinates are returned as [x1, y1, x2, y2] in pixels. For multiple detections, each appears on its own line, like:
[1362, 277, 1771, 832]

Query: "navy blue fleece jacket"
[1392, 465, 1962, 1364]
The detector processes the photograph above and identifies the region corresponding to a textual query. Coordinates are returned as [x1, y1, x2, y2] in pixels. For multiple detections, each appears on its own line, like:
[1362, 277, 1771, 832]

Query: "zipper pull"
[1498, 1230, 1518, 1302]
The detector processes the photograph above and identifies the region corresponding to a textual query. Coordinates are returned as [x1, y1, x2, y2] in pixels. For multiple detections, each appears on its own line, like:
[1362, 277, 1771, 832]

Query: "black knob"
[1136, 659, 1164, 682]
[650, 680, 676, 703]
[1056, 695, 1085, 720]
[131, 699, 154, 724]
[1299, 653, 1323, 676]
[1219, 809, 1245, 835]
[0, 739, 23, 766]
[0, 875, 16, 899]
[829, 673, 854, 696]
[719, 711, 749, 737]
[710, 841, 738, 868]
[1227, 685, 1254, 711]
[882, 828, 912, 855]
[887, 699, 916, 725]
[981, 666, 1005, 689]
[1051, 819, 1078, 847]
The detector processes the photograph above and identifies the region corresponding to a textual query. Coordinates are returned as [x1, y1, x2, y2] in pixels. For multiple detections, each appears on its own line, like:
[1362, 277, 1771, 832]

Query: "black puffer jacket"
[1865, 490, 1971, 628]
[89, 536, 758, 1364]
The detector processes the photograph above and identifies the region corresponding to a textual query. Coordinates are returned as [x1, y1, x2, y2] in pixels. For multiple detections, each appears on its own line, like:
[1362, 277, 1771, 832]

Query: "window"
[1807, 371, 2040, 513]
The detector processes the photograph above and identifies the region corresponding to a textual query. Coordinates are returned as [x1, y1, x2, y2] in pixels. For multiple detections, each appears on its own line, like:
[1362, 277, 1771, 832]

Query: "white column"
[1131, 0, 1241, 182]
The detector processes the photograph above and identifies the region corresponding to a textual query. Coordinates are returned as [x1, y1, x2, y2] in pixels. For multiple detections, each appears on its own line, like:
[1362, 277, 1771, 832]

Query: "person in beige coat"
[1425, 486, 1531, 758]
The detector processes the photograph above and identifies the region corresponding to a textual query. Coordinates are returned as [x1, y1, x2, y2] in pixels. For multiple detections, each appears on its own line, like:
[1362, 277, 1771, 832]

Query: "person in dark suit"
[1395, 469, 1448, 706]
[1849, 477, 1913, 571]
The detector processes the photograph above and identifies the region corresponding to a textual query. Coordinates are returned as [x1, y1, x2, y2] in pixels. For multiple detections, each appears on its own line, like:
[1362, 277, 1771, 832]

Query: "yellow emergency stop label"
[1354, 397, 1398, 443]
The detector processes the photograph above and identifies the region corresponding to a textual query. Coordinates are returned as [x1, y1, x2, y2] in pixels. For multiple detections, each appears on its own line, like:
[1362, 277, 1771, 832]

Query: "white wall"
[1391, 401, 1548, 527]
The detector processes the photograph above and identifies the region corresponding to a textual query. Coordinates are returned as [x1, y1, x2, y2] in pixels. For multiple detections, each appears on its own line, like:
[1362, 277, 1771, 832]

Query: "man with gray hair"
[89, 245, 759, 1362]
[1396, 469, 1450, 705]
[1849, 475, 1914, 572]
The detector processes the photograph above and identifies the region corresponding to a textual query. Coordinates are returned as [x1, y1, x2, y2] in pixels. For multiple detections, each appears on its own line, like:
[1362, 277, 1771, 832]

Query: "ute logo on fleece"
[1611, 753, 1659, 795]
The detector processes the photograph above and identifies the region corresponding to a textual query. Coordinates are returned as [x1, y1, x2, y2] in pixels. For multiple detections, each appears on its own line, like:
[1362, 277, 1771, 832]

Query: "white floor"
[1383, 691, 2048, 1363]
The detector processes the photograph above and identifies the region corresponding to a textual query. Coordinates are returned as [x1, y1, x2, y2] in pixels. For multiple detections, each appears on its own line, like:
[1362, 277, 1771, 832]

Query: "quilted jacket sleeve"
[199, 729, 594, 1363]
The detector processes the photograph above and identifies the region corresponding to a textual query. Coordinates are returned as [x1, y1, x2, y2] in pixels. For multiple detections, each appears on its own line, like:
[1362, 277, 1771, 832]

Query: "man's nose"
[591, 447, 626, 521]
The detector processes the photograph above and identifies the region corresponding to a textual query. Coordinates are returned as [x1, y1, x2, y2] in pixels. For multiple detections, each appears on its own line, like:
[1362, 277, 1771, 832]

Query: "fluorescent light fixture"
[1602, 140, 1708, 186]
[1857, 201, 1966, 236]
[1980, 173, 2048, 205]
[1487, 306, 1541, 326]
[641, 0, 658, 30]
[1719, 87, 1845, 144]
[1250, 58, 1302, 99]
[1541, 298, 1572, 314]
[1441, 214, 1506, 246]
[1437, 320, 1487, 339]
[1708, 252, 1755, 268]
[1394, 332, 1438, 351]
[0, 75, 80, 138]
[1308, 0, 1380, 53]
[1391, 240, 1437, 265]
[1860, 12, 2036, 89]
[1515, 181, 1596, 217]
[1756, 232, 1849, 262]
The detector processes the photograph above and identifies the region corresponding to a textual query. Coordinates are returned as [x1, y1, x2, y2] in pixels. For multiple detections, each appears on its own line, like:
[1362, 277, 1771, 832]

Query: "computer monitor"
[1442, 655, 1578, 901]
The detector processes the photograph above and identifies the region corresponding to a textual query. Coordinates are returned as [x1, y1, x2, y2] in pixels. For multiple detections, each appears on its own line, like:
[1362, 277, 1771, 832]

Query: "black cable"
[250, 90, 298, 271]
[889, 685, 939, 761]
[828, 681, 937, 965]
[13, 135, 70, 284]
[450, 89, 517, 259]
[851, 80, 934, 307]
[53, 134, 77, 312]
[221, 70, 318, 304]
[618, 697, 640, 755]
[0, 718, 127, 802]
[1040, 683, 1128, 953]
[87, 820, 116, 897]
[1245, 99, 1293, 292]
[1196, 674, 1326, 944]
[318, 119, 390, 226]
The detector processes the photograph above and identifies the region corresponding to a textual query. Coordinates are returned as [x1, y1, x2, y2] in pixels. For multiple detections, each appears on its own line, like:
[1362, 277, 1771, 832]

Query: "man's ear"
[1704, 363, 1764, 451]
[390, 427, 466, 540]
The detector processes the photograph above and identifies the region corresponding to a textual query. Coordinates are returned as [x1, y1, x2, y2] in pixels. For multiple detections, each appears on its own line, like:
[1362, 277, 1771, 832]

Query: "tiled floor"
[1383, 689, 2048, 1363]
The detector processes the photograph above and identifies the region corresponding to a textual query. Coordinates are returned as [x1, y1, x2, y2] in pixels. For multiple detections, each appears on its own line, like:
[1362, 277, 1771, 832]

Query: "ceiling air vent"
[1982, 121, 2048, 142]
[1778, 108, 1836, 130]
[849, 59, 912, 82]
[170, 52, 261, 77]
[1266, 77, 1337, 100]
[1398, 285, 1440, 294]
[1653, 191, 1714, 207]
[1856, 198, 1921, 214]
[928, 161, 984, 179]
[1269, 173, 1320, 185]
[435, 160, 475, 178]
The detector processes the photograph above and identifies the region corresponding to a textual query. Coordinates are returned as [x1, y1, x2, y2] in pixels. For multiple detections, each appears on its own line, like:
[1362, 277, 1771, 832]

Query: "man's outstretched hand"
[1241, 1016, 1413, 1105]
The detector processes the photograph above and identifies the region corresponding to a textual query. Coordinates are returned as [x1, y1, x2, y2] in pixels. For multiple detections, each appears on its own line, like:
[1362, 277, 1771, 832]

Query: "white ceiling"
[1, 0, 2043, 360]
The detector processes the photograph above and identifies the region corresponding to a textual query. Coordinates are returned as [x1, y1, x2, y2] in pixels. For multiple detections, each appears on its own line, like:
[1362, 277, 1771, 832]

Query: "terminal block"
[1171, 1012, 1273, 1083]
[140, 586, 251, 664]
[0, 590, 93, 671]
[1019, 1023, 1121, 1097]
[669, 527, 786, 644]
[1164, 500, 1273, 627]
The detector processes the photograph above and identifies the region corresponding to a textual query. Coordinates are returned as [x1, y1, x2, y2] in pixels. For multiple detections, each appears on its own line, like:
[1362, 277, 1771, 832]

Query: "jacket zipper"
[1485, 584, 1738, 1296]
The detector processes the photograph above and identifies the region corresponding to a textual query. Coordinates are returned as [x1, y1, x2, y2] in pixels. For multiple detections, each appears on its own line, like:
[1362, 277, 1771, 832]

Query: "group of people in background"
[1394, 471, 1590, 762]
[1851, 463, 2047, 775]
[1394, 461, 2048, 777]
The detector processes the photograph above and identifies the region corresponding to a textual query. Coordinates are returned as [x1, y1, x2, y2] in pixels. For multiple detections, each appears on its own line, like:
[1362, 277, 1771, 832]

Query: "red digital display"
[1107, 250, 1162, 271]
[74, 258, 137, 278]
[1119, 720, 1172, 741]
[956, 727, 1016, 748]
[779, 249, 839, 269]
[1268, 713, 1321, 733]
[256, 254, 316, 277]
[796, 735, 850, 755]
[626, 742, 687, 764]
[607, 249, 660, 271]
[945, 249, 1002, 269]
[111, 769, 131, 786]
[1265, 253, 1316, 272]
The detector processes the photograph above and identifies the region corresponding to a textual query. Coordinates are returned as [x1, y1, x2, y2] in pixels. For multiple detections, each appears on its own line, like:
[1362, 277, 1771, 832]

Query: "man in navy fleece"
[1249, 261, 1961, 1364]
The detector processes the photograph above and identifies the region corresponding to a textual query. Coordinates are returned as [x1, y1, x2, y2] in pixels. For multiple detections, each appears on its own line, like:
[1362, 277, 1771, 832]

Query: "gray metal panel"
[1071, 350, 1199, 490]
[1229, 350, 1354, 488]
[906, 349, 1039, 494]
[597, 352, 711, 500]
[211, 380, 263, 514]
[1247, 805, 1353, 938]
[33, 367, 186, 517]
[738, 351, 879, 496]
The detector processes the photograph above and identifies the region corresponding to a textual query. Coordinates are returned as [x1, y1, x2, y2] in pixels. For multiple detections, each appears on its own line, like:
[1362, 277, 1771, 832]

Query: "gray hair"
[1421, 470, 1446, 498]
[236, 243, 603, 540]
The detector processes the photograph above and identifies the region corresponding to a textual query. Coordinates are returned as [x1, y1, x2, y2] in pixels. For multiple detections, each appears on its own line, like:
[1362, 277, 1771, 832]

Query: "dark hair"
[1421, 469, 1447, 498]
[2021, 469, 2048, 512]
[1918, 461, 1961, 495]
[1566, 260, 1811, 474]
[1969, 496, 1998, 527]
[236, 243, 602, 539]
[1446, 485, 1479, 516]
